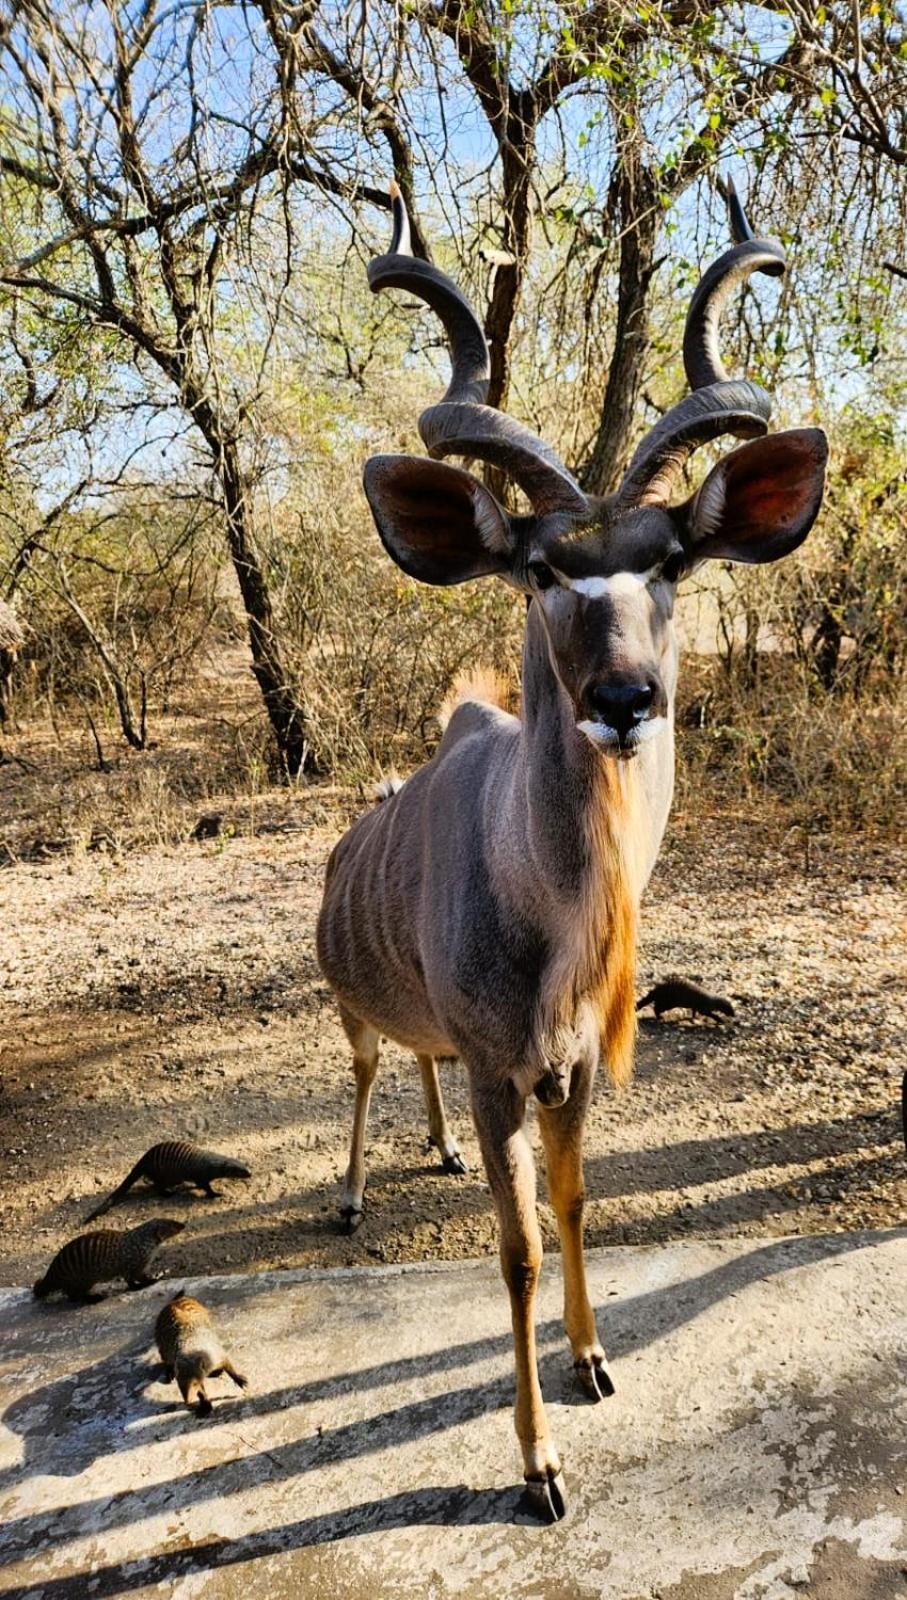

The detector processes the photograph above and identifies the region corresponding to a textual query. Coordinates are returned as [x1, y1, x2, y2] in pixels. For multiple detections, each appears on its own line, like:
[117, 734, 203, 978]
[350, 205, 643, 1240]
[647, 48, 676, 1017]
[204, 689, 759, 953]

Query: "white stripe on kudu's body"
[316, 178, 828, 1522]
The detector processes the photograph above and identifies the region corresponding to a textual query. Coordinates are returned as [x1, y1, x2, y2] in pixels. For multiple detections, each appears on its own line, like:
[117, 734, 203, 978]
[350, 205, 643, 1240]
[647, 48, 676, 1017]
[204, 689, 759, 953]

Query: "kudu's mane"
[438, 667, 512, 730]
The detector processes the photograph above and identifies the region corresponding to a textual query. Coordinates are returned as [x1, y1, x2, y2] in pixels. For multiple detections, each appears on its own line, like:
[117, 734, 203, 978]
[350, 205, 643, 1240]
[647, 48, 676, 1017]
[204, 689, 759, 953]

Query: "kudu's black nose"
[588, 680, 654, 735]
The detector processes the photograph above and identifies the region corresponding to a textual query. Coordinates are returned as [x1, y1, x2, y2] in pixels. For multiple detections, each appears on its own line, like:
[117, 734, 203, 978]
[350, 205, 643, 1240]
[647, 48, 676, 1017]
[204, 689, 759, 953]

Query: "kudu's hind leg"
[537, 1057, 614, 1402]
[417, 1055, 466, 1174]
[339, 1008, 380, 1233]
[471, 1076, 566, 1523]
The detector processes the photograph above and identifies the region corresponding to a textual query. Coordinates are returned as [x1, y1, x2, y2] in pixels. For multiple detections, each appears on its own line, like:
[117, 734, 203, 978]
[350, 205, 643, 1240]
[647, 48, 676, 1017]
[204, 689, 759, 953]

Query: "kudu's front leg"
[471, 1075, 566, 1522]
[537, 1057, 614, 1401]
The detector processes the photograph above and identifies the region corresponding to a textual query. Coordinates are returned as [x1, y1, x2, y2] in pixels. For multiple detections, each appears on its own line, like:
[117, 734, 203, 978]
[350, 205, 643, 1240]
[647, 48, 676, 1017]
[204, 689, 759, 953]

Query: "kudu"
[316, 179, 827, 1520]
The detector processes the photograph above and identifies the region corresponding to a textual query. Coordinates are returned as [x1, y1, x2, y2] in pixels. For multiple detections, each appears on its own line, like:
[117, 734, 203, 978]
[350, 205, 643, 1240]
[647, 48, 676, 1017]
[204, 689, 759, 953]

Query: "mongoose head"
[216, 1158, 251, 1179]
[145, 1219, 186, 1245]
[177, 1354, 214, 1415]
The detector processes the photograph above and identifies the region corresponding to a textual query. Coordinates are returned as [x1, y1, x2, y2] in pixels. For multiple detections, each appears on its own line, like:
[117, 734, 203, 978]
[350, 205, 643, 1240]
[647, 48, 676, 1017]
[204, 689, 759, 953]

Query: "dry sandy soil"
[0, 795, 905, 1292]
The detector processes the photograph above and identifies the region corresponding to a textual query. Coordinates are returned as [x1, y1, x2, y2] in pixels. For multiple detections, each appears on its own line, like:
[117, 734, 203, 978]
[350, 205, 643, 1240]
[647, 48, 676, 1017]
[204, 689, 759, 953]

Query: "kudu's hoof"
[339, 1205, 363, 1235]
[574, 1355, 615, 1401]
[441, 1151, 467, 1176]
[523, 1469, 568, 1523]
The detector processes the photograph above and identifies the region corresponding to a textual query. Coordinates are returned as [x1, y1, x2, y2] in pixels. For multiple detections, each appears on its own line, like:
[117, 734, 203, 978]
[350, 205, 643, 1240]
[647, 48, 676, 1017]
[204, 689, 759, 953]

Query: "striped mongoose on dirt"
[85, 1141, 251, 1221]
[637, 978, 735, 1021]
[33, 1219, 185, 1302]
[155, 1292, 248, 1415]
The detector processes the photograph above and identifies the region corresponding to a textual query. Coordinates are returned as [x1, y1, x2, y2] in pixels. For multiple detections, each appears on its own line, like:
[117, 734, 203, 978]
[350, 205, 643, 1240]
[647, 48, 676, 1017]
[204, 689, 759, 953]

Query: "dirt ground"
[0, 798, 905, 1291]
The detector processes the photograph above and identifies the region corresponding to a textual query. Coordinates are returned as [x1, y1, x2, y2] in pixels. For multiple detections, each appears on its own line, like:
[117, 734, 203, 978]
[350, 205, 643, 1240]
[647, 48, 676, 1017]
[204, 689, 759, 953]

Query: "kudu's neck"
[510, 602, 640, 1088]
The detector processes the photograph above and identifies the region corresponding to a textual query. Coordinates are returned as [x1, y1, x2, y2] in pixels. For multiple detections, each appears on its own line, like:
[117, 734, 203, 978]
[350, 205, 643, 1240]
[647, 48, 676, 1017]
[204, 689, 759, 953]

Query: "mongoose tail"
[84, 1156, 149, 1222]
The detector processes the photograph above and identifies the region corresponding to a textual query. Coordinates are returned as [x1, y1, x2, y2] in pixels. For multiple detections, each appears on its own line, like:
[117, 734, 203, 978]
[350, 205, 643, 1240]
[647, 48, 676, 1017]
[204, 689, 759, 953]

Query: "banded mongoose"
[637, 978, 735, 1022]
[155, 1292, 248, 1416]
[33, 1219, 185, 1303]
[85, 1141, 251, 1221]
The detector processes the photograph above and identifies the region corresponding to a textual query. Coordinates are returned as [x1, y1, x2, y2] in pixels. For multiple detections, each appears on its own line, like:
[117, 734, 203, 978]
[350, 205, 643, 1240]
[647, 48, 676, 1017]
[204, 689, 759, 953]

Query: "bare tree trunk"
[582, 157, 659, 496]
[110, 671, 146, 750]
[485, 98, 536, 412]
[743, 604, 760, 689]
[811, 599, 844, 691]
[218, 436, 312, 777]
[44, 563, 148, 749]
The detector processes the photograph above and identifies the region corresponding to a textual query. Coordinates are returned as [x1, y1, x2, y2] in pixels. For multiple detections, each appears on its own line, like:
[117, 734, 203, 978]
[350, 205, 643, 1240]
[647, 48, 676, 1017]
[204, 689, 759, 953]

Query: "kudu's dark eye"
[661, 550, 686, 584]
[528, 559, 555, 590]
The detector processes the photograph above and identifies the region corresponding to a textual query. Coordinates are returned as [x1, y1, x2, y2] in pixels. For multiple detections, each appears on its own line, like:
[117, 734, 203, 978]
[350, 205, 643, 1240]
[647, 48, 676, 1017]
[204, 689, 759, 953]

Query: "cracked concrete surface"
[1, 1233, 905, 1599]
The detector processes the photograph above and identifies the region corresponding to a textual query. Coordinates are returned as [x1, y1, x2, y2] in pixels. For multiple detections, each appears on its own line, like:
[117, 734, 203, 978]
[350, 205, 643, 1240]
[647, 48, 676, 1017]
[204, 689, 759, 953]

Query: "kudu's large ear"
[363, 455, 513, 586]
[680, 428, 828, 565]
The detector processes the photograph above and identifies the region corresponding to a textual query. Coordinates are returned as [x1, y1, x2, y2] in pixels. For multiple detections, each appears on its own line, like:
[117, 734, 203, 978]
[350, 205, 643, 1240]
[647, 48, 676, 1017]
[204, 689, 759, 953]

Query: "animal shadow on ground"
[0, 1228, 878, 1598]
[0, 1330, 252, 1494]
[0, 1484, 521, 1600]
[0, 1340, 158, 1488]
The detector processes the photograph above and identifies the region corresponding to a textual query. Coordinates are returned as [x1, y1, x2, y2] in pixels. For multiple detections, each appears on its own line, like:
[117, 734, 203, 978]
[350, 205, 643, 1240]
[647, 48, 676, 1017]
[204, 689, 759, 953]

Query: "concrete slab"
[0, 1233, 905, 1600]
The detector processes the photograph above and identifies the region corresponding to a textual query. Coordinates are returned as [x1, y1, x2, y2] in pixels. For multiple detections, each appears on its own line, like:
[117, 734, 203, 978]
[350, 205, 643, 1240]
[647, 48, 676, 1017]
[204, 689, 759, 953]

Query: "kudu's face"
[520, 503, 683, 757]
[361, 178, 828, 756]
[364, 426, 828, 760]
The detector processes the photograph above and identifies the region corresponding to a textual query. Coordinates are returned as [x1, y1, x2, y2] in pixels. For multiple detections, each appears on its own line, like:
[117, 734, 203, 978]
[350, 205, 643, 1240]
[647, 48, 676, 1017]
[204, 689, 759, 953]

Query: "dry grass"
[674, 654, 907, 832]
[3, 653, 903, 868]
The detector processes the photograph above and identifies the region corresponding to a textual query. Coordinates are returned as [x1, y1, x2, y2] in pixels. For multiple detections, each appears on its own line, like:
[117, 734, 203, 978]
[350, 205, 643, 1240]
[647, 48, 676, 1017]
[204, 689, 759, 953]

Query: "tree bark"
[581, 157, 659, 497]
[216, 429, 313, 778]
[484, 98, 536, 411]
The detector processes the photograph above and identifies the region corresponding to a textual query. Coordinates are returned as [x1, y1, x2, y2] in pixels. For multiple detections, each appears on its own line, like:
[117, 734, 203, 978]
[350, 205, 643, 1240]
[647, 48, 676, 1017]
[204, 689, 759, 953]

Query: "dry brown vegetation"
[2, 453, 904, 853]
[1, 0, 905, 795]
